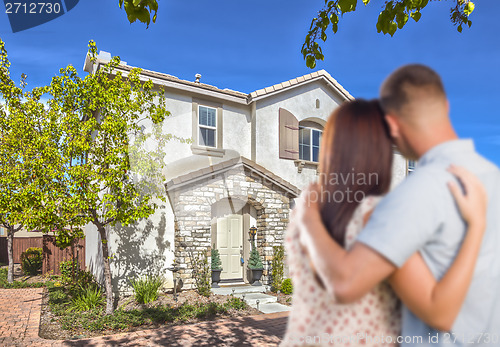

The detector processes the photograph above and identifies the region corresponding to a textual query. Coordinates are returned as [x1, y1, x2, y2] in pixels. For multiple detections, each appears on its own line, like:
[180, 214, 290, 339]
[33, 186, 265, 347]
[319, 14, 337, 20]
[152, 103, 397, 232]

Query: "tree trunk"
[7, 227, 14, 283]
[97, 223, 114, 315]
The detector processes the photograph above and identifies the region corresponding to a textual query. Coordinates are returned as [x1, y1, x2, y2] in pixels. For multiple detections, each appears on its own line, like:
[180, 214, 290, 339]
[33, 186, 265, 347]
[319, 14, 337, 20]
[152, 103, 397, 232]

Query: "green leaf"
[411, 11, 421, 22]
[396, 12, 409, 29]
[330, 13, 339, 24]
[133, 0, 141, 6]
[136, 8, 151, 25]
[332, 22, 338, 33]
[457, 25, 463, 33]
[464, 2, 475, 16]
[337, 0, 357, 13]
[388, 21, 398, 36]
[306, 55, 316, 69]
[362, 0, 370, 5]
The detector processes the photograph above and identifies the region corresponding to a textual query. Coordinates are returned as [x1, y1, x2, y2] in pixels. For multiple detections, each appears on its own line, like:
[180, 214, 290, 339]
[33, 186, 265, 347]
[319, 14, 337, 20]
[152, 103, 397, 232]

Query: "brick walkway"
[0, 288, 44, 347]
[0, 288, 288, 346]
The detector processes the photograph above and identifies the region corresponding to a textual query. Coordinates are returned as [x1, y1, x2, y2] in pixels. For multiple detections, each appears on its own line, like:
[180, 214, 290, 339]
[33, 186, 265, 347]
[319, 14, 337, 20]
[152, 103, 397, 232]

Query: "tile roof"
[113, 64, 249, 99]
[248, 69, 354, 101]
[88, 52, 353, 104]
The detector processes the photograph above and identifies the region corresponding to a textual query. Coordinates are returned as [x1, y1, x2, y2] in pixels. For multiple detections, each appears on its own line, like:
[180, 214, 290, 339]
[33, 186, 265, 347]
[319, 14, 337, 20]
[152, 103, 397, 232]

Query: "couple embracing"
[282, 65, 500, 346]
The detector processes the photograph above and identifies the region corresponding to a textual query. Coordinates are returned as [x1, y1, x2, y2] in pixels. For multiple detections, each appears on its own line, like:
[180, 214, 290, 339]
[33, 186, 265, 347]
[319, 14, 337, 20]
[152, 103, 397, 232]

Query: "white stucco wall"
[84, 90, 194, 293]
[254, 82, 344, 191]
[84, 198, 176, 293]
[161, 91, 194, 165]
[223, 104, 251, 159]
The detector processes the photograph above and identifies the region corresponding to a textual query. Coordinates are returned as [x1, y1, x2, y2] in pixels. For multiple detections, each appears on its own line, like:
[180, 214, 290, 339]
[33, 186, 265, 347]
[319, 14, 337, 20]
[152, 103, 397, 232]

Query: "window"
[191, 100, 224, 157]
[407, 160, 417, 174]
[198, 105, 217, 148]
[299, 127, 322, 162]
[278, 108, 324, 165]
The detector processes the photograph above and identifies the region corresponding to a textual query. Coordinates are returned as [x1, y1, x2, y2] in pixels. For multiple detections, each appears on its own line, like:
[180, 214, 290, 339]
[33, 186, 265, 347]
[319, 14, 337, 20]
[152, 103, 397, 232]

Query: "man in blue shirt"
[295, 64, 500, 346]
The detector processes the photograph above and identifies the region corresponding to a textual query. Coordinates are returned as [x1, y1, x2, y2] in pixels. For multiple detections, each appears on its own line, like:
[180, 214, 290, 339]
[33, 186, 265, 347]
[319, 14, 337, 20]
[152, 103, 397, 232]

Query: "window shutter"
[279, 108, 299, 160]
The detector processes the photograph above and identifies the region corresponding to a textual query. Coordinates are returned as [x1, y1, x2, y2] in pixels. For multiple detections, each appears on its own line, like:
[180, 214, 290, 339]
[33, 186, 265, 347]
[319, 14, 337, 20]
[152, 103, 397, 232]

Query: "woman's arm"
[389, 165, 488, 332]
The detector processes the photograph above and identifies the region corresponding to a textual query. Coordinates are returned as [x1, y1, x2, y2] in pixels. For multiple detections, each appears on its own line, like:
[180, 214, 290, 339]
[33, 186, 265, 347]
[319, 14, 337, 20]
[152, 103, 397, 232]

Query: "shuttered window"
[279, 108, 299, 160]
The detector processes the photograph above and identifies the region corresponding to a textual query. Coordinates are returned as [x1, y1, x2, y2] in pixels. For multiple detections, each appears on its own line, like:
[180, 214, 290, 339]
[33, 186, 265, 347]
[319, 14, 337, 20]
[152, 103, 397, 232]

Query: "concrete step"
[211, 284, 270, 296]
[210, 284, 291, 314]
[258, 302, 291, 314]
[234, 292, 277, 307]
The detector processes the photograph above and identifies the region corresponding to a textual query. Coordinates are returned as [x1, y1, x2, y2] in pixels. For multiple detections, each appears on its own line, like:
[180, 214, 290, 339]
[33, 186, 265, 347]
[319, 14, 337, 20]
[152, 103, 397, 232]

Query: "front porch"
[165, 156, 299, 289]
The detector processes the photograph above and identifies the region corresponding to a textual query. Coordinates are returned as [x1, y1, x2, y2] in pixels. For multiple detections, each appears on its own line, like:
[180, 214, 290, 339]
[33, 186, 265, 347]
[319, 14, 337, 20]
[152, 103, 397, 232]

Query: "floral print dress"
[281, 196, 401, 346]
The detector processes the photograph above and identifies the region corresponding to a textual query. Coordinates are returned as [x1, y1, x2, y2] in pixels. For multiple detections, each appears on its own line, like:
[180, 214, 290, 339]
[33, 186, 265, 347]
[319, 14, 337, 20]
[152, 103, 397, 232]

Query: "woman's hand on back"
[447, 164, 488, 230]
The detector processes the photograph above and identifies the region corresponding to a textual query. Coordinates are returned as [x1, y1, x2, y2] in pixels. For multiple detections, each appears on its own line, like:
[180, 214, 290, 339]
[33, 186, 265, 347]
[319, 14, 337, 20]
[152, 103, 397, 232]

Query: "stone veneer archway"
[167, 163, 293, 289]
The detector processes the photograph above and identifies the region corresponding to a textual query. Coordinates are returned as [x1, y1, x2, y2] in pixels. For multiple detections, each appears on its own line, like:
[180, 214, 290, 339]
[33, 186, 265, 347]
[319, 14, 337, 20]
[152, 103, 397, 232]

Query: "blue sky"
[1, 0, 499, 165]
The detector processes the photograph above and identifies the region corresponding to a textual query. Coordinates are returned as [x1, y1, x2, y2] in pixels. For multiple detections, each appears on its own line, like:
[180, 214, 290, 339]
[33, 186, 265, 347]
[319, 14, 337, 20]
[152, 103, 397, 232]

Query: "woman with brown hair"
[281, 100, 487, 346]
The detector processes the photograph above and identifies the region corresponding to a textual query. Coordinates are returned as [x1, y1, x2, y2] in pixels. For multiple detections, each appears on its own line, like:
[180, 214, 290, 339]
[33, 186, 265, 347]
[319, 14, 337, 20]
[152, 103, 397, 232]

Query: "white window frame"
[198, 105, 217, 148]
[299, 126, 322, 163]
[407, 160, 417, 174]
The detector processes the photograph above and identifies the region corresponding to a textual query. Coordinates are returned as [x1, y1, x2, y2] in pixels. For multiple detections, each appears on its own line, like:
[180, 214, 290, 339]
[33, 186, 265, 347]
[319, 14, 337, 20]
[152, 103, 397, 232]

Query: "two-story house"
[83, 51, 409, 291]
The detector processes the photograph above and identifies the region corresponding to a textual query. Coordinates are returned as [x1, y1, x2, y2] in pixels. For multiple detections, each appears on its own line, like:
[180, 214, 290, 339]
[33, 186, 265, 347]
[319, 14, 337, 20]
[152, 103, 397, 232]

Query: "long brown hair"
[318, 99, 393, 247]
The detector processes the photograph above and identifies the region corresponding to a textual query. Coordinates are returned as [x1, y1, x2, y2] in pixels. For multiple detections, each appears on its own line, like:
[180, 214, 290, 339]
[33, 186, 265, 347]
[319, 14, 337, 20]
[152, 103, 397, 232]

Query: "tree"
[302, 0, 476, 68]
[117, 0, 476, 68]
[119, 0, 158, 27]
[0, 39, 64, 283]
[46, 41, 170, 314]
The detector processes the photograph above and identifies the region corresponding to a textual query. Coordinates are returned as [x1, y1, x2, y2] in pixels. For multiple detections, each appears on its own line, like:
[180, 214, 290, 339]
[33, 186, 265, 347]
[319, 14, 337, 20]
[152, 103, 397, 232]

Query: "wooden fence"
[42, 236, 85, 275]
[0, 235, 85, 275]
[0, 237, 43, 264]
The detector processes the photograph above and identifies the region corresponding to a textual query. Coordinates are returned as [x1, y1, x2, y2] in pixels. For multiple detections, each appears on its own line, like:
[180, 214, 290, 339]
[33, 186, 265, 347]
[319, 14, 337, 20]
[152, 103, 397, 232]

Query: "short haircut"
[380, 64, 446, 116]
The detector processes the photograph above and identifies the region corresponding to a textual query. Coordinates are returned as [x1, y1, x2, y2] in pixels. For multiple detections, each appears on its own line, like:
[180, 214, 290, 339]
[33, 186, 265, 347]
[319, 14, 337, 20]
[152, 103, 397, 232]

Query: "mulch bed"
[39, 289, 261, 340]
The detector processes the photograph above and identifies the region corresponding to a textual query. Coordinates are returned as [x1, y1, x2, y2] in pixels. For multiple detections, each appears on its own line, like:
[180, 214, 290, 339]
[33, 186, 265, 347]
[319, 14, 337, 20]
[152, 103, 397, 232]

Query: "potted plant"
[248, 247, 264, 286]
[211, 247, 223, 288]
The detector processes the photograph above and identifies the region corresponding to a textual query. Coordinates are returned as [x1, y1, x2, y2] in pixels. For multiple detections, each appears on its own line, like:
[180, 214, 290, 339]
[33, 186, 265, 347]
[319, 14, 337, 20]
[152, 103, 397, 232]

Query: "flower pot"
[250, 268, 264, 286]
[211, 269, 222, 288]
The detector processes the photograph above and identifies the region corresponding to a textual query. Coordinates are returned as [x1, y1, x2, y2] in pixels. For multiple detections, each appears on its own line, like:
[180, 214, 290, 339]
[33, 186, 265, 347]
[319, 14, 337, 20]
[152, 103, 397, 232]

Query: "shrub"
[248, 247, 263, 270]
[130, 275, 164, 304]
[49, 286, 69, 305]
[59, 259, 81, 284]
[271, 246, 284, 292]
[281, 278, 293, 295]
[69, 285, 105, 312]
[224, 296, 248, 310]
[211, 247, 222, 270]
[20, 247, 43, 275]
[59, 259, 96, 290]
[190, 250, 211, 297]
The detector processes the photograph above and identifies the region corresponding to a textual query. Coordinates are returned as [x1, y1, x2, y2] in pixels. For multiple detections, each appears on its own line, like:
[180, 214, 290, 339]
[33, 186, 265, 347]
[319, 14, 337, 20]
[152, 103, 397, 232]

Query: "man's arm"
[296, 196, 396, 303]
[297, 168, 447, 304]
